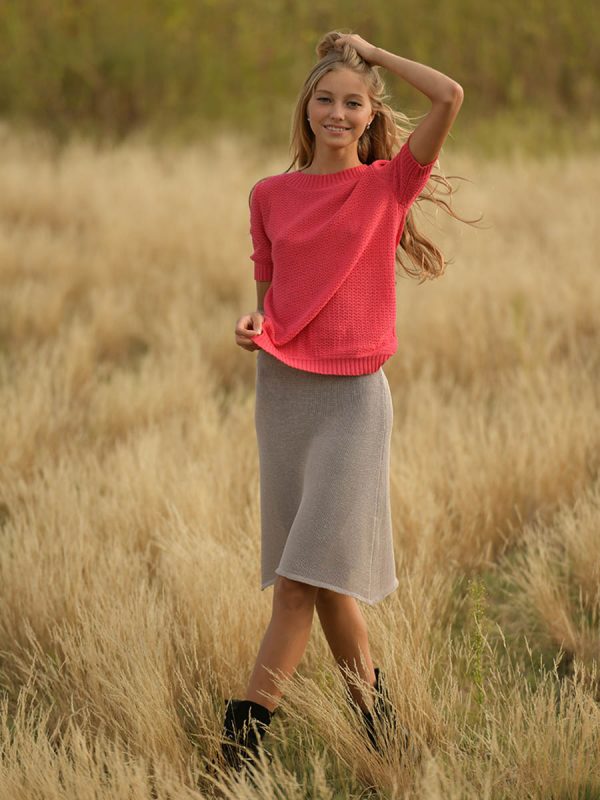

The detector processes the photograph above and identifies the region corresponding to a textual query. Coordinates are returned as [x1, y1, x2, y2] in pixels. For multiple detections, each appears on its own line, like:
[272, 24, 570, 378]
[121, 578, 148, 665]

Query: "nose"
[327, 111, 347, 125]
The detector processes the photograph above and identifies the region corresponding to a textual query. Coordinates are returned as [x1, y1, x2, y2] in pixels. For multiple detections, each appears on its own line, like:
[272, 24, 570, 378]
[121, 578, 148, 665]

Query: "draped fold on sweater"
[248, 133, 436, 375]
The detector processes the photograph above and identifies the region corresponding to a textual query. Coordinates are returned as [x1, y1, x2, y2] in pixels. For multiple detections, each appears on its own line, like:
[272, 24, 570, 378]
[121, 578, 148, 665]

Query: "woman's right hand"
[235, 310, 264, 351]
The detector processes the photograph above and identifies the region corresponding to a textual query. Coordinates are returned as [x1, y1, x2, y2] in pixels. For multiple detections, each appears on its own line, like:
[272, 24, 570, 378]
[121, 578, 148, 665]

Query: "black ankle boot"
[220, 698, 275, 772]
[346, 667, 408, 754]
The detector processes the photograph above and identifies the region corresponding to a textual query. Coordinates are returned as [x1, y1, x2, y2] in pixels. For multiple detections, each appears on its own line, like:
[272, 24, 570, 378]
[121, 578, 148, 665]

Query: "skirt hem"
[261, 570, 399, 607]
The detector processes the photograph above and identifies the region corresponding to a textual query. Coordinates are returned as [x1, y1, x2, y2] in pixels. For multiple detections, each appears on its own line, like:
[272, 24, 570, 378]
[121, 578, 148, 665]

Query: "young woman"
[225, 29, 467, 772]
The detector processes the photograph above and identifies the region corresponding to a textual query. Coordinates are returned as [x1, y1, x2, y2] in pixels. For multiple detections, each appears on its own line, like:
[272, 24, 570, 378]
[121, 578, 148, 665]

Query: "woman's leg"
[315, 589, 376, 712]
[244, 575, 319, 711]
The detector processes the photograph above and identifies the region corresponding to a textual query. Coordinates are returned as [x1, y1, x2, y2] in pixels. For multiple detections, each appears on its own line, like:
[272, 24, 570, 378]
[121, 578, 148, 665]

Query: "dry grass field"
[0, 122, 599, 798]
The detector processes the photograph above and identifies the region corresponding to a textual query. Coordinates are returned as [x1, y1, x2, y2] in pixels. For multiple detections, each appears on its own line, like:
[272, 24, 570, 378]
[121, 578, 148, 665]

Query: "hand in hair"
[333, 33, 379, 65]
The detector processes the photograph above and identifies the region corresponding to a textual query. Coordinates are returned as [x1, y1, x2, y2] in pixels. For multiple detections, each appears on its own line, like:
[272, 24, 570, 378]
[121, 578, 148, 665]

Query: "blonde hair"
[279, 30, 481, 283]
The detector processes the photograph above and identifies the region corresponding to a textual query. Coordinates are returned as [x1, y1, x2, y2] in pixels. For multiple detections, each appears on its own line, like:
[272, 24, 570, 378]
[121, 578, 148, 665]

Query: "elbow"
[448, 82, 464, 105]
[436, 82, 464, 107]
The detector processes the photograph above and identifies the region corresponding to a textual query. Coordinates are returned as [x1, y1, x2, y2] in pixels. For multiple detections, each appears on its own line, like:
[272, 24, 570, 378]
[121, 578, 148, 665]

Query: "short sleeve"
[249, 180, 273, 281]
[379, 132, 437, 208]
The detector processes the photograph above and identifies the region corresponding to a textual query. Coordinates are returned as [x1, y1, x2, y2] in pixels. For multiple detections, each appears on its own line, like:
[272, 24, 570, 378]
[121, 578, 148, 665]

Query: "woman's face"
[306, 68, 375, 153]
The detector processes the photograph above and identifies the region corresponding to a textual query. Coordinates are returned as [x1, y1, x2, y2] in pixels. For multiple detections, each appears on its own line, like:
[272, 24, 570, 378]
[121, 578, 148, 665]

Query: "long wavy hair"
[278, 30, 481, 283]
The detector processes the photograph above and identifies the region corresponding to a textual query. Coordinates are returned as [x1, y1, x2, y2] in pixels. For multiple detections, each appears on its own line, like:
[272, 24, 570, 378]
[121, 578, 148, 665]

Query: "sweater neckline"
[285, 162, 369, 188]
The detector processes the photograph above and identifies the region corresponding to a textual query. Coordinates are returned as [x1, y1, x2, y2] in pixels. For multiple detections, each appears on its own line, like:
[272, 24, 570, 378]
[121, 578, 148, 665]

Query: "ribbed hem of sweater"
[256, 341, 393, 375]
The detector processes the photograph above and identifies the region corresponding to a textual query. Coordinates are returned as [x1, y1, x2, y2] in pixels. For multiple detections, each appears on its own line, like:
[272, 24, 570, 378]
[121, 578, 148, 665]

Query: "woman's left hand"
[334, 33, 379, 65]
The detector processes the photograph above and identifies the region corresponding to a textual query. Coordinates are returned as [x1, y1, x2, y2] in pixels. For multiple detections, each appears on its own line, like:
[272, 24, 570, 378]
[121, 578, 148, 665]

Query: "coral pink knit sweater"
[249, 134, 436, 375]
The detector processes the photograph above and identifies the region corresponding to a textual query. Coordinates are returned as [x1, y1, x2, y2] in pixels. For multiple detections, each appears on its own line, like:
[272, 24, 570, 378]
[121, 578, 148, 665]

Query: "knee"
[273, 575, 318, 613]
[315, 588, 360, 617]
[315, 587, 346, 608]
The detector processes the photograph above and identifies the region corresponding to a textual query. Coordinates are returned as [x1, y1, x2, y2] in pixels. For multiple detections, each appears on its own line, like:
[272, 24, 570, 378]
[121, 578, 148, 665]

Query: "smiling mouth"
[324, 125, 350, 131]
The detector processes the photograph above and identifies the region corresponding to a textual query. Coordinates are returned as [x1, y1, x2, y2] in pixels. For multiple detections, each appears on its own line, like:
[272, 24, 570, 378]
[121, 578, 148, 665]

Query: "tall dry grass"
[0, 122, 599, 798]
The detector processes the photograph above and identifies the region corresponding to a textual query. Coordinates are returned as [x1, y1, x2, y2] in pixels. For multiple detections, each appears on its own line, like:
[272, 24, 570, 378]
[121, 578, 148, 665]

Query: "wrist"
[371, 46, 386, 65]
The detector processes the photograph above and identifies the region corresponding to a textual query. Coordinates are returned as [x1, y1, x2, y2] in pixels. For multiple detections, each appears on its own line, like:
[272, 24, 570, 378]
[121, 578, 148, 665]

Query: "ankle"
[243, 693, 278, 713]
[347, 684, 376, 713]
[343, 666, 378, 712]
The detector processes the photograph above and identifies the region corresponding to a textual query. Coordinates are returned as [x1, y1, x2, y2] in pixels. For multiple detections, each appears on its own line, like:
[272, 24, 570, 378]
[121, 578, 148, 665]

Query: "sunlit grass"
[0, 123, 598, 798]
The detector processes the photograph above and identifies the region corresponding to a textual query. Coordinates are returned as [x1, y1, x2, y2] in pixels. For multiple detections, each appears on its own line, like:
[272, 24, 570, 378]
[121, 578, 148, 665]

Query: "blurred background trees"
[0, 0, 598, 154]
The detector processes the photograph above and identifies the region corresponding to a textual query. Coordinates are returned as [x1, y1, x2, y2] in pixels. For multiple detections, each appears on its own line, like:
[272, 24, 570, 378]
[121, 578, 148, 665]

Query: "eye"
[316, 97, 362, 107]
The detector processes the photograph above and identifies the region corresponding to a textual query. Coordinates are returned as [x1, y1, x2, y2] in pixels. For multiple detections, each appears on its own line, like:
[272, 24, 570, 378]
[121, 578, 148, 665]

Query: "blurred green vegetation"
[0, 0, 598, 153]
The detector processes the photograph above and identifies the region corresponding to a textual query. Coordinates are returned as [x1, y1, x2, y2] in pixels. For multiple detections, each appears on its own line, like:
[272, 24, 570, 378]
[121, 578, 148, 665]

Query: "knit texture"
[255, 349, 398, 605]
[249, 133, 436, 375]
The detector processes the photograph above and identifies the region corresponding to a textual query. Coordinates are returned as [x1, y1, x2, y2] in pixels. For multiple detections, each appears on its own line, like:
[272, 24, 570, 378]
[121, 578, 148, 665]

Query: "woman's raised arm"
[334, 34, 464, 165]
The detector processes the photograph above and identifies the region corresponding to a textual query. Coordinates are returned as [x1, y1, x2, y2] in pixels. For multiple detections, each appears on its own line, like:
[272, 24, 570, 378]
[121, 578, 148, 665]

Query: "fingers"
[334, 33, 376, 63]
[236, 312, 263, 336]
[235, 312, 264, 351]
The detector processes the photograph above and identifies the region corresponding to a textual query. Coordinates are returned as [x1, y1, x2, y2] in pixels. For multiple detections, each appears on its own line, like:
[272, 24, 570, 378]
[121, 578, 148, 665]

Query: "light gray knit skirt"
[255, 349, 399, 606]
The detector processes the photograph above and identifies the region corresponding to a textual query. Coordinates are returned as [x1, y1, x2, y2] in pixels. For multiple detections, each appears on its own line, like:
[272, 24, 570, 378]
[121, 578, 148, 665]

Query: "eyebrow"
[315, 90, 365, 99]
